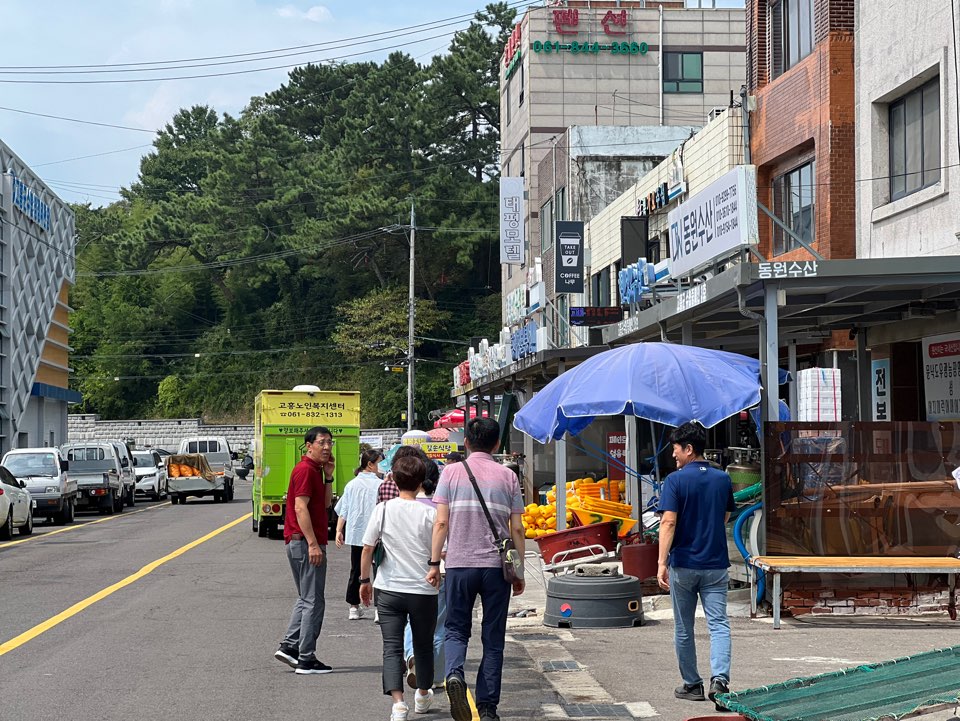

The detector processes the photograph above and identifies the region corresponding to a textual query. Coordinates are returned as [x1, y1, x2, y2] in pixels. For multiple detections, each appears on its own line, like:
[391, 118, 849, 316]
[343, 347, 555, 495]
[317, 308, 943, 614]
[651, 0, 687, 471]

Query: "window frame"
[769, 0, 813, 80]
[888, 76, 941, 202]
[540, 198, 554, 252]
[662, 51, 704, 94]
[772, 159, 816, 257]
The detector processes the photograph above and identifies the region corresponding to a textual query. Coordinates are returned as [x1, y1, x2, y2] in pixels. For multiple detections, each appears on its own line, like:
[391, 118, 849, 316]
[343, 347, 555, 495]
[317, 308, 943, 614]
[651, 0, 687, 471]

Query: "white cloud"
[276, 4, 333, 23]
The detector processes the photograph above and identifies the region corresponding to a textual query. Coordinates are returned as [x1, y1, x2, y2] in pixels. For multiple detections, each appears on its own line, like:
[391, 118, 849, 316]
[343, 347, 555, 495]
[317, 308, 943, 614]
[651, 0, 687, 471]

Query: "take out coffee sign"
[554, 220, 584, 294]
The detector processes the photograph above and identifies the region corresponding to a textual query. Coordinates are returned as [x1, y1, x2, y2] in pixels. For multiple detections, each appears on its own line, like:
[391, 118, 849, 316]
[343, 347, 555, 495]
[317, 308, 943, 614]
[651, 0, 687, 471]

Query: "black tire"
[252, 516, 259, 533]
[104, 496, 116, 515]
[19, 509, 34, 536]
[170, 494, 179, 505]
[178, 494, 186, 505]
[65, 498, 75, 524]
[214, 491, 223, 503]
[226, 483, 235, 502]
[126, 486, 135, 507]
[52, 504, 66, 526]
[257, 519, 269, 538]
[0, 511, 13, 540]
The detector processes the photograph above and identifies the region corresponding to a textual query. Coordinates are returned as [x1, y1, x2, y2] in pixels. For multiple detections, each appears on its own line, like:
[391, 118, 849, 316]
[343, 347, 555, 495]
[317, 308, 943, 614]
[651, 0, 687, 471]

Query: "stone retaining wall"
[68, 414, 403, 452]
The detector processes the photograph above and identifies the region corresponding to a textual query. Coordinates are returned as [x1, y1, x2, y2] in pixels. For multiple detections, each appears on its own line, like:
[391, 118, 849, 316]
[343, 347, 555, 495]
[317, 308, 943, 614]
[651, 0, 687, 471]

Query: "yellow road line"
[0, 502, 171, 549]
[0, 512, 251, 657]
[467, 689, 480, 721]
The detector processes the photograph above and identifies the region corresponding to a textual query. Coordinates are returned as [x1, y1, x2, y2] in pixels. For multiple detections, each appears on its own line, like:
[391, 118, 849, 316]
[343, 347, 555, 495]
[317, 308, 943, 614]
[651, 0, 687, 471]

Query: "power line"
[0, 1, 536, 71]
[0, 104, 156, 133]
[33, 144, 154, 168]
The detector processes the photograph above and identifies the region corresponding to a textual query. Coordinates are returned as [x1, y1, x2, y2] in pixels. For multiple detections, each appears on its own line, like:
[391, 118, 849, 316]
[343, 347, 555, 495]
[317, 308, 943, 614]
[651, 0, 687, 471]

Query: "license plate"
[32, 499, 37, 508]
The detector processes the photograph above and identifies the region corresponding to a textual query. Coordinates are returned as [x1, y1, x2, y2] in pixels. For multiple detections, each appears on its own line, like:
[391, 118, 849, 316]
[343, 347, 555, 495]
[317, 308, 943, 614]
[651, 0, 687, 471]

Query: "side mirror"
[19, 480, 26, 488]
[60, 459, 69, 472]
[121, 458, 129, 468]
[231, 451, 239, 461]
[157, 462, 165, 469]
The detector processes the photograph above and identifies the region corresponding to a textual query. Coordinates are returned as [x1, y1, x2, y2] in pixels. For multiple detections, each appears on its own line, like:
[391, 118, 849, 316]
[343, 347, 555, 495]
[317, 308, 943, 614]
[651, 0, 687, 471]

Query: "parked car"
[133, 450, 167, 500]
[61, 443, 125, 514]
[107, 440, 137, 508]
[0, 464, 34, 539]
[1, 448, 76, 524]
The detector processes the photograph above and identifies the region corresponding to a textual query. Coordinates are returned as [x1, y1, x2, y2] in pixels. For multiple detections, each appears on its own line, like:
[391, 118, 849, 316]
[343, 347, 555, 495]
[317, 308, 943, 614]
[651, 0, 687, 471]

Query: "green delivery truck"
[251, 387, 360, 539]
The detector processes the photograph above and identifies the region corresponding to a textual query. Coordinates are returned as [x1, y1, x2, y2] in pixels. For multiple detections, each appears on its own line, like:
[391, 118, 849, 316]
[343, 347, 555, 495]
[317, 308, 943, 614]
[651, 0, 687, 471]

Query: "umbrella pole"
[650, 420, 661, 490]
[556, 434, 567, 531]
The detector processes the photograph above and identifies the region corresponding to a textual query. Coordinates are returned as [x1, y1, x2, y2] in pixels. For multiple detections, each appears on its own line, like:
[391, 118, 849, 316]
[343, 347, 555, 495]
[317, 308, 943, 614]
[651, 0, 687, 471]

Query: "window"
[889, 77, 940, 201]
[613, 261, 622, 305]
[646, 237, 661, 264]
[663, 52, 703, 93]
[598, 266, 611, 307]
[769, 0, 813, 79]
[505, 80, 512, 126]
[772, 160, 815, 256]
[555, 187, 566, 220]
[519, 61, 525, 106]
[519, 142, 525, 177]
[540, 199, 554, 251]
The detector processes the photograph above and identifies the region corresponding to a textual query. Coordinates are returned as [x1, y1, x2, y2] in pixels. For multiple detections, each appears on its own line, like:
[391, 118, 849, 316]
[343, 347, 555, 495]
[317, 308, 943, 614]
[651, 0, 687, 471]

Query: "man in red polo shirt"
[274, 426, 336, 675]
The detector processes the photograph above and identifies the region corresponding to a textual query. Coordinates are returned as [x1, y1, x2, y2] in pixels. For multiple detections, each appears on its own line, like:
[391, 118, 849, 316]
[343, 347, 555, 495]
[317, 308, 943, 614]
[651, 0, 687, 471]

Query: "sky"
[0, 0, 508, 207]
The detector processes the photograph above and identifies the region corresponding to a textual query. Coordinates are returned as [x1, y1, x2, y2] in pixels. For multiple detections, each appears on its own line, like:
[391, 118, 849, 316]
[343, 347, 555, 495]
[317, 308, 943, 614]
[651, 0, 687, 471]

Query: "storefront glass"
[763, 422, 960, 556]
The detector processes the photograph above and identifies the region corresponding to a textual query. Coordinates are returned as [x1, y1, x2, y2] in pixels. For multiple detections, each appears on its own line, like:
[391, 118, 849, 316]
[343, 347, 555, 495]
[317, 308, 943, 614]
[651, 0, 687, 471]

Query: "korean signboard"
[606, 432, 626, 482]
[534, 8, 648, 58]
[871, 358, 891, 421]
[500, 177, 525, 265]
[667, 165, 758, 279]
[554, 220, 585, 294]
[922, 332, 960, 421]
[503, 22, 522, 78]
[569, 306, 623, 327]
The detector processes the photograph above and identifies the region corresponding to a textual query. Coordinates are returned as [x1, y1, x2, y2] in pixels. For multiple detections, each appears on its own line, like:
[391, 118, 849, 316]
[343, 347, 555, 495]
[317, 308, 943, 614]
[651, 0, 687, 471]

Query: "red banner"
[606, 432, 626, 482]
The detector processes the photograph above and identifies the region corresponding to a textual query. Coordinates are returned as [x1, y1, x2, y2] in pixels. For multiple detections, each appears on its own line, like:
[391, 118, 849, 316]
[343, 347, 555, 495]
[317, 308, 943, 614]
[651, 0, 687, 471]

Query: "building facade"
[500, 1, 747, 324]
[747, 0, 855, 261]
[0, 139, 79, 452]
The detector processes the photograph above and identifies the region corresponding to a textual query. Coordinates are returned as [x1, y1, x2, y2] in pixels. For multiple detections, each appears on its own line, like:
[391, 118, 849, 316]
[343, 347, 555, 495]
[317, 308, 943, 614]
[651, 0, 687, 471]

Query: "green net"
[718, 645, 960, 721]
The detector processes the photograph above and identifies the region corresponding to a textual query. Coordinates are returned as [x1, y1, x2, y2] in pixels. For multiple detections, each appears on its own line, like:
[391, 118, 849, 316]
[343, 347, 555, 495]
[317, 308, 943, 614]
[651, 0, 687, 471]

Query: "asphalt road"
[1, 480, 538, 721]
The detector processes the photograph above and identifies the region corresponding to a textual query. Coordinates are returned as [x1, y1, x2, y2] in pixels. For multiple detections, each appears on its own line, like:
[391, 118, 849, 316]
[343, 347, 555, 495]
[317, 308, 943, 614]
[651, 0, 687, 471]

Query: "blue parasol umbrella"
[513, 343, 790, 443]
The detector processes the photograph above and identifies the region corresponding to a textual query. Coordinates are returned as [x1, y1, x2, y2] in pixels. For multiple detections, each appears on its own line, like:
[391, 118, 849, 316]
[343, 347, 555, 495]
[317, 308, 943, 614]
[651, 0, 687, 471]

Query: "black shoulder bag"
[372, 500, 389, 570]
[462, 459, 522, 583]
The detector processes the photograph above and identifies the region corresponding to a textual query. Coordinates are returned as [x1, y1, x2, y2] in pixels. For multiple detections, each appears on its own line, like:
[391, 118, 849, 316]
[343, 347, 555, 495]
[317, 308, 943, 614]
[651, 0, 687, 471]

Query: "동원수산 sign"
[667, 165, 758, 279]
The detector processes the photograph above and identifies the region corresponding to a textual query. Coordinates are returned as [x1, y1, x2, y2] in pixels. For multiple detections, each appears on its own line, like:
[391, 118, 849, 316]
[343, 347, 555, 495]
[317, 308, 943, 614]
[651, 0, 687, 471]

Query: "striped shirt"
[434, 452, 524, 569]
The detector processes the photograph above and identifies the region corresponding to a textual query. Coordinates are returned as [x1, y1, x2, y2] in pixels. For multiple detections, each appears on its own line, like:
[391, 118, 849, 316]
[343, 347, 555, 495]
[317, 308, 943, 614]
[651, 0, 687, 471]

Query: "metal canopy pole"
[763, 284, 781, 425]
[856, 328, 870, 421]
[556, 433, 567, 531]
[788, 339, 798, 419]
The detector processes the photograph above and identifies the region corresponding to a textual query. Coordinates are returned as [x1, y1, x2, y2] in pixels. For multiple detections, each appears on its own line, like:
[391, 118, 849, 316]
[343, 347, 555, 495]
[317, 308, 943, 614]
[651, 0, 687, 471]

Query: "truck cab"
[1, 448, 75, 524]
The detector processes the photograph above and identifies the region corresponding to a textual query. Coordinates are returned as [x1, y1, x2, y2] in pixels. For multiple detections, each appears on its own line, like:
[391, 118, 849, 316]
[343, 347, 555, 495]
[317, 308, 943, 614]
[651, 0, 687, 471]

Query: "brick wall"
[782, 581, 953, 618]
[749, 16, 855, 261]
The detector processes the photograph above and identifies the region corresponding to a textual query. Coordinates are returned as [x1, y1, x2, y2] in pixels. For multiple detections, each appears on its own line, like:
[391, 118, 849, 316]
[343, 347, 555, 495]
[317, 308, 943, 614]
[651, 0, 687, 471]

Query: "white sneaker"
[414, 689, 433, 714]
[348, 606, 364, 620]
[391, 701, 409, 721]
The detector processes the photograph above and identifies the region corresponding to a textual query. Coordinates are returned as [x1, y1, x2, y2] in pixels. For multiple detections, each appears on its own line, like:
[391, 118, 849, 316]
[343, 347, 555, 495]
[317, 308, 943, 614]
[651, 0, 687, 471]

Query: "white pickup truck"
[2, 448, 76, 524]
[169, 436, 236, 504]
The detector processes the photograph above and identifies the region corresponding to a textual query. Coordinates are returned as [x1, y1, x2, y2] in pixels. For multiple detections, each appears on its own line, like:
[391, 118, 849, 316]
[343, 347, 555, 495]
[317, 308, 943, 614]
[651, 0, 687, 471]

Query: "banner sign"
[606, 432, 626, 482]
[499, 177, 525, 265]
[922, 332, 960, 421]
[871, 359, 891, 422]
[667, 165, 758, 279]
[554, 220, 585, 294]
[570, 306, 623, 327]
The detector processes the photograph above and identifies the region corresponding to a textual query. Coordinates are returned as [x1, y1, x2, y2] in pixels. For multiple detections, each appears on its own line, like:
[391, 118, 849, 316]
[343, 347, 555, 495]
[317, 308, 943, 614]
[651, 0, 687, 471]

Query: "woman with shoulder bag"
[360, 455, 439, 721]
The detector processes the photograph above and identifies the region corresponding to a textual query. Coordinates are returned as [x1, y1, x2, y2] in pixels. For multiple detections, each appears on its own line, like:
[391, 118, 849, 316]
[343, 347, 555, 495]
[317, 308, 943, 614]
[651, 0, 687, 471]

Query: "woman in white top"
[360, 455, 438, 721]
[334, 449, 383, 620]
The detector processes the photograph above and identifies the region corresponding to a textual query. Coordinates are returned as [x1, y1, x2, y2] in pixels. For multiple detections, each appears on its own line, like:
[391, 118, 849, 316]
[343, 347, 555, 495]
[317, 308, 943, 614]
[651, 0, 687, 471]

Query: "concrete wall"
[499, 4, 746, 322]
[855, 0, 960, 258]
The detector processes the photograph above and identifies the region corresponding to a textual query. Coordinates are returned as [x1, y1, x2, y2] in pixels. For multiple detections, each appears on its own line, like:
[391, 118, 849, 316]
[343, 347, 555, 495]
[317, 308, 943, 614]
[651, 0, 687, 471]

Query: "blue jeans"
[669, 567, 731, 686]
[444, 567, 512, 710]
[404, 578, 446, 686]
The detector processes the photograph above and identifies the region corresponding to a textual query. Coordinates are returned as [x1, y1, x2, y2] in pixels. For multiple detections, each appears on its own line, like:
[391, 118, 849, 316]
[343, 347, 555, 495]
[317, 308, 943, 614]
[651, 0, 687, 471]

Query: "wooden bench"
[749, 555, 960, 629]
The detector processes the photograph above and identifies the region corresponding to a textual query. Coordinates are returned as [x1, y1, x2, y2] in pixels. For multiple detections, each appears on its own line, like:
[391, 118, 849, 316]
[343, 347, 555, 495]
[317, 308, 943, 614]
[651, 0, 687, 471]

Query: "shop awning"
[602, 257, 960, 350]
[451, 346, 603, 401]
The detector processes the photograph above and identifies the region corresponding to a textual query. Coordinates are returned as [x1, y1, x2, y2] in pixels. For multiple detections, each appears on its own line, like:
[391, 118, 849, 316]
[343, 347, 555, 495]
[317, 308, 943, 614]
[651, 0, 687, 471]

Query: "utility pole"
[407, 201, 416, 431]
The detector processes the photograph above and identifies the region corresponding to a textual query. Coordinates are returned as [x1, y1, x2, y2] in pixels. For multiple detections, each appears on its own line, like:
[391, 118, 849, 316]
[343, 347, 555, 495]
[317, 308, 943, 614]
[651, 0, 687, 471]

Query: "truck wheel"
[103, 497, 115, 515]
[214, 491, 223, 503]
[170, 494, 178, 505]
[227, 483, 235, 502]
[65, 498, 75, 524]
[178, 494, 187, 505]
[252, 517, 259, 533]
[257, 519, 269, 538]
[126, 486, 135, 507]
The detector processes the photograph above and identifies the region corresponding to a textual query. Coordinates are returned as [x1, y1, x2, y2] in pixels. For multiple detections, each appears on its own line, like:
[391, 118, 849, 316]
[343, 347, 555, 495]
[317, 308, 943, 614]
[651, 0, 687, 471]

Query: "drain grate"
[561, 704, 633, 718]
[512, 632, 556, 641]
[540, 660, 583, 672]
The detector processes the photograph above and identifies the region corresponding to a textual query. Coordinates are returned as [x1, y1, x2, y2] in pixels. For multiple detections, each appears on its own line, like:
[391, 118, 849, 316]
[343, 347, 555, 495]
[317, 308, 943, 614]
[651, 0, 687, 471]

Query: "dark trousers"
[346, 545, 363, 605]
[377, 589, 438, 695]
[444, 567, 512, 710]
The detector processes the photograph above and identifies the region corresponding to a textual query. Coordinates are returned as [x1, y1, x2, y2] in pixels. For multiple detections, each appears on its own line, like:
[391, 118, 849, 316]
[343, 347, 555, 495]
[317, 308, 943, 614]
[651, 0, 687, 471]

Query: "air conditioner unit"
[707, 106, 728, 122]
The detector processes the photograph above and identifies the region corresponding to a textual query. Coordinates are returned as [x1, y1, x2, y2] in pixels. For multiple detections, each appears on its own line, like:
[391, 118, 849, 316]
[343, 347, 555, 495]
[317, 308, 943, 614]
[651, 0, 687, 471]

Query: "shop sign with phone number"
[532, 40, 648, 56]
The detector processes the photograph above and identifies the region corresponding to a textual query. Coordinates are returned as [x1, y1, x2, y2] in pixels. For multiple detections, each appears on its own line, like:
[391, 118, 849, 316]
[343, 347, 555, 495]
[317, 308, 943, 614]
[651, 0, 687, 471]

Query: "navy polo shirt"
[658, 461, 736, 570]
